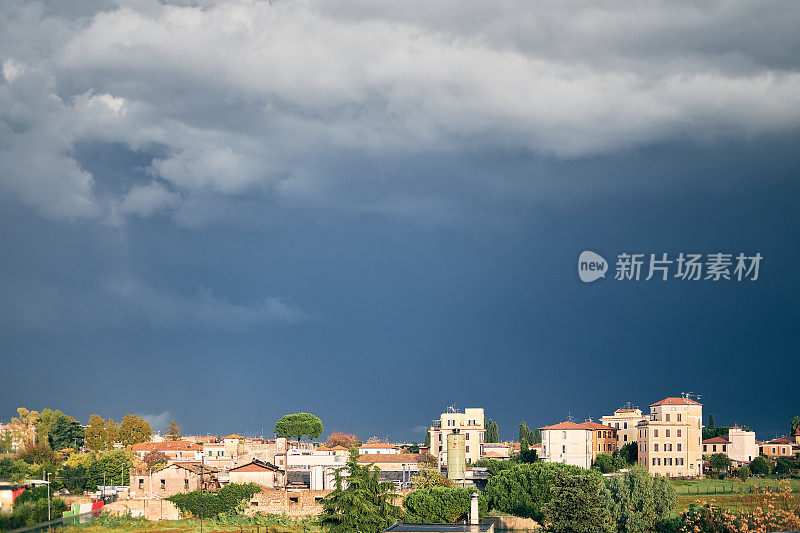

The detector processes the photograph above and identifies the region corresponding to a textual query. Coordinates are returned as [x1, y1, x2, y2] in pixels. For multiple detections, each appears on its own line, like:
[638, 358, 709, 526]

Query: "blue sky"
[1, 1, 798, 443]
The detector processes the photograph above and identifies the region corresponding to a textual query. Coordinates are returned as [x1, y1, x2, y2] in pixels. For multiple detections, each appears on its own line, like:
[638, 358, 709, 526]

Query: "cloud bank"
[1, 0, 799, 223]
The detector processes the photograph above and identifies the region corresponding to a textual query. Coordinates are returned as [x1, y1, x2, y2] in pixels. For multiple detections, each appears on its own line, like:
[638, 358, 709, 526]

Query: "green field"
[669, 477, 800, 515]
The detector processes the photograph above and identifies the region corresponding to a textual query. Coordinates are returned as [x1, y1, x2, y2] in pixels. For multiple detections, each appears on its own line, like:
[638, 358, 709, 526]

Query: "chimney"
[470, 492, 479, 525]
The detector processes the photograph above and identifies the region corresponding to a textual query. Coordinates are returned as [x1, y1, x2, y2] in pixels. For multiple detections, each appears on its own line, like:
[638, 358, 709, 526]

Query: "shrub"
[544, 469, 615, 532]
[750, 456, 771, 476]
[167, 482, 262, 518]
[403, 487, 486, 523]
[606, 465, 676, 532]
[483, 462, 585, 522]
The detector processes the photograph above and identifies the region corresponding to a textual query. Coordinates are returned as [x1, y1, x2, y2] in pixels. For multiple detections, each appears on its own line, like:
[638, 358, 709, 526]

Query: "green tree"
[483, 462, 585, 522]
[606, 464, 676, 533]
[60, 464, 90, 493]
[105, 418, 118, 449]
[709, 453, 731, 476]
[143, 450, 169, 470]
[618, 442, 638, 464]
[485, 419, 499, 443]
[518, 422, 534, 448]
[0, 431, 13, 453]
[84, 415, 106, 452]
[403, 487, 486, 523]
[49, 417, 84, 450]
[167, 483, 262, 518]
[708, 414, 715, 430]
[792, 416, 800, 436]
[166, 420, 181, 440]
[594, 454, 614, 474]
[424, 431, 430, 448]
[775, 457, 793, 475]
[18, 442, 57, 466]
[518, 448, 538, 464]
[750, 455, 771, 476]
[410, 462, 452, 489]
[532, 429, 542, 444]
[544, 469, 616, 533]
[320, 449, 400, 533]
[118, 414, 152, 446]
[738, 465, 751, 481]
[274, 413, 324, 443]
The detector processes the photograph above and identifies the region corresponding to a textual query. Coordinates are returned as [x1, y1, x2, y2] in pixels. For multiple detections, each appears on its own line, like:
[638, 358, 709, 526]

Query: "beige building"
[228, 459, 283, 488]
[759, 435, 799, 458]
[428, 408, 485, 466]
[727, 427, 759, 463]
[600, 408, 646, 447]
[129, 463, 218, 498]
[128, 441, 203, 462]
[539, 421, 616, 469]
[637, 397, 703, 477]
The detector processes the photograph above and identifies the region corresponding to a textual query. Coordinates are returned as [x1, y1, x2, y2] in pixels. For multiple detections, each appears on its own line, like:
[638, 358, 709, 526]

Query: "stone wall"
[484, 515, 542, 531]
[104, 498, 182, 521]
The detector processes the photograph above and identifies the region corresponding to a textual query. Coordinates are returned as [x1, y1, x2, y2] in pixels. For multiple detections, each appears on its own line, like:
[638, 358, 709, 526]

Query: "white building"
[726, 426, 759, 463]
[358, 442, 401, 455]
[539, 421, 593, 469]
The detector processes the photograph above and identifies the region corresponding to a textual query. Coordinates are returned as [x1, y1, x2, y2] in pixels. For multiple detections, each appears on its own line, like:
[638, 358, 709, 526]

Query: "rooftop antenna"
[447, 404, 457, 414]
[567, 411, 573, 423]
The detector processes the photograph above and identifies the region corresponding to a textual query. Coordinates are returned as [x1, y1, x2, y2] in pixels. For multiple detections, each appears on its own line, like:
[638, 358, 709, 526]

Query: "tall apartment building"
[539, 421, 616, 469]
[600, 408, 646, 447]
[428, 408, 485, 466]
[637, 397, 703, 477]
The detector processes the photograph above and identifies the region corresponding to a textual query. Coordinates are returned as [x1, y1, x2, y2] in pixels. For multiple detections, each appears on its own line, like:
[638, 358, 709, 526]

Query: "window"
[466, 445, 470, 453]
[562, 431, 567, 439]
[624, 435, 628, 442]
[677, 429, 682, 437]
[615, 423, 619, 429]
[466, 433, 470, 441]
[562, 445, 566, 453]
[666, 414, 670, 421]
[677, 414, 682, 421]
[184, 479, 189, 490]
[653, 458, 657, 466]
[678, 443, 682, 451]
[251, 501, 258, 507]
[666, 429, 670, 437]
[160, 479, 166, 490]
[624, 422, 628, 429]
[654, 429, 659, 437]
[138, 479, 144, 490]
[723, 445, 727, 452]
[713, 445, 717, 452]
[315, 497, 324, 504]
[654, 443, 659, 451]
[289, 497, 299, 504]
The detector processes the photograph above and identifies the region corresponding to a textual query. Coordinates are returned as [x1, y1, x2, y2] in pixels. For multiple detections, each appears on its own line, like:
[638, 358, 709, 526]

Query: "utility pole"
[103, 472, 106, 501]
[46, 472, 51, 521]
[200, 454, 204, 533]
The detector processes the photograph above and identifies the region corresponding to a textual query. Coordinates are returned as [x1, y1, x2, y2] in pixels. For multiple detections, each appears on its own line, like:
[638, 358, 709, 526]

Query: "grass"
[57, 513, 323, 533]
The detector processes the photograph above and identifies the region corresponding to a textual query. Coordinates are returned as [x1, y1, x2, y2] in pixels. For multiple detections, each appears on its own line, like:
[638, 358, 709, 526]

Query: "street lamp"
[46, 472, 51, 521]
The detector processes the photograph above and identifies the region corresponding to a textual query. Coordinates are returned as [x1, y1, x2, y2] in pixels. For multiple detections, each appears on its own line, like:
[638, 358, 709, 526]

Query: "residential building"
[129, 463, 218, 498]
[600, 408, 646, 447]
[727, 427, 758, 463]
[428, 408, 485, 467]
[759, 436, 799, 458]
[539, 421, 593, 469]
[359, 442, 401, 455]
[228, 459, 283, 488]
[702, 436, 730, 454]
[128, 441, 203, 462]
[637, 397, 703, 477]
[538, 421, 616, 468]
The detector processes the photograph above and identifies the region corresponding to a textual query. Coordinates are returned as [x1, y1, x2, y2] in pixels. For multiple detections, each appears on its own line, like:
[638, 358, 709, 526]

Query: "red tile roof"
[649, 397, 702, 406]
[358, 453, 426, 463]
[580, 422, 614, 431]
[703, 436, 731, 444]
[616, 409, 639, 413]
[539, 421, 591, 431]
[224, 434, 245, 440]
[129, 441, 202, 452]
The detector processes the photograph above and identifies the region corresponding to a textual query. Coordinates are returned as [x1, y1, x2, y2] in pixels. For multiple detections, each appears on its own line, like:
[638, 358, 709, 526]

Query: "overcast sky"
[1, 0, 799, 441]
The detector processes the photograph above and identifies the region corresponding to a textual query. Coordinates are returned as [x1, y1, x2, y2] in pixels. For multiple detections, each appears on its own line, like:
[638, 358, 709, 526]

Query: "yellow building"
[428, 407, 485, 467]
[637, 397, 703, 477]
[600, 408, 646, 447]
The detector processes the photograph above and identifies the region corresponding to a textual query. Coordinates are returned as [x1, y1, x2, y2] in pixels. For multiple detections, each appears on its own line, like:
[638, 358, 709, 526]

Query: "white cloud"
[119, 181, 180, 217]
[1, 0, 799, 224]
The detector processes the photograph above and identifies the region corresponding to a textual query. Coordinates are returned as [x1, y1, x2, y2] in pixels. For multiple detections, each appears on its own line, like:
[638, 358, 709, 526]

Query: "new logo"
[578, 251, 608, 283]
